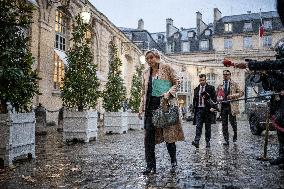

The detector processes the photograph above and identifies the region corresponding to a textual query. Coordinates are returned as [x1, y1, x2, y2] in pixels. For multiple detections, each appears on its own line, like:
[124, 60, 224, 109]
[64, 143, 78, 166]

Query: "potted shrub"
[0, 0, 39, 166]
[62, 15, 100, 143]
[128, 64, 144, 130]
[102, 42, 127, 134]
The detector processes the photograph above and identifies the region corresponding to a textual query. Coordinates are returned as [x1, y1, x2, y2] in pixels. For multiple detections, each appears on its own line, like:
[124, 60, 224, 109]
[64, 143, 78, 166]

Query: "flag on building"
[259, 9, 265, 47]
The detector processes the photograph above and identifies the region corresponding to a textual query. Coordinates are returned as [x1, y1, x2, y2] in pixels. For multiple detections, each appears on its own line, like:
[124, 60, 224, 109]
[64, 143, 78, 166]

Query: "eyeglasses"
[146, 55, 154, 61]
[223, 74, 230, 76]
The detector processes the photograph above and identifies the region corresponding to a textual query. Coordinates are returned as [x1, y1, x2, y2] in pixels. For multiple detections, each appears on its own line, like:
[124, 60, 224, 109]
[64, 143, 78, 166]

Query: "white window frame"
[263, 35, 272, 47]
[181, 41, 190, 52]
[243, 36, 253, 49]
[224, 38, 233, 49]
[178, 79, 191, 93]
[264, 20, 272, 30]
[243, 22, 252, 31]
[206, 73, 216, 87]
[55, 10, 68, 51]
[199, 40, 209, 51]
[188, 32, 194, 38]
[224, 23, 233, 32]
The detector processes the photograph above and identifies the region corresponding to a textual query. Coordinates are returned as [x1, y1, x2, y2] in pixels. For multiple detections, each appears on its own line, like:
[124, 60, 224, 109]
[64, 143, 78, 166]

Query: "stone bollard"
[35, 103, 47, 135]
[57, 107, 64, 132]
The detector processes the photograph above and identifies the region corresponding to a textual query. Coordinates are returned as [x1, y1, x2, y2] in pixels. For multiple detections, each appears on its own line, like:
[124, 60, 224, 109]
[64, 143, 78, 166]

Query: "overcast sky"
[90, 0, 276, 33]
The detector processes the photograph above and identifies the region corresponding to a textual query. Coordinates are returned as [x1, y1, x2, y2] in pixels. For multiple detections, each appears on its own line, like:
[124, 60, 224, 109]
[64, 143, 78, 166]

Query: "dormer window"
[199, 40, 209, 50]
[204, 30, 211, 36]
[264, 20, 272, 30]
[174, 33, 179, 39]
[188, 31, 194, 38]
[157, 34, 164, 42]
[224, 23, 233, 32]
[243, 22, 252, 31]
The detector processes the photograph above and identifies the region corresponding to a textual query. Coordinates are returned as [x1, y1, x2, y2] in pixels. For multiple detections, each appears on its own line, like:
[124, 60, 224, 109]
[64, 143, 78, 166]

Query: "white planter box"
[0, 112, 36, 166]
[104, 112, 128, 134]
[63, 110, 98, 143]
[127, 112, 144, 130]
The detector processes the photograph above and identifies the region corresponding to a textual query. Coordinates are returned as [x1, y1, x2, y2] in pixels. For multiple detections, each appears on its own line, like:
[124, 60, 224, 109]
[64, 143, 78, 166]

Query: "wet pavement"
[1, 121, 284, 189]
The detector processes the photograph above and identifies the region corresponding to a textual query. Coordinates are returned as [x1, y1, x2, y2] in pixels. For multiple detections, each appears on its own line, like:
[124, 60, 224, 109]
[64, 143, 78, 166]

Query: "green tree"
[102, 42, 126, 112]
[129, 64, 144, 113]
[0, 0, 39, 113]
[62, 15, 100, 111]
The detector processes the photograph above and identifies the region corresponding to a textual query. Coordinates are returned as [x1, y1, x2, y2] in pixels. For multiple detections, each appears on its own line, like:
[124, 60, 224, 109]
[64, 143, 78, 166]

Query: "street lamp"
[80, 5, 91, 24]
[139, 55, 146, 64]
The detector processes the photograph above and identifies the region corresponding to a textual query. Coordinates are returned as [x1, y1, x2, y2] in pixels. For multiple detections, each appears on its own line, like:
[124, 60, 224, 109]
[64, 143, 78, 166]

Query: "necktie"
[224, 81, 228, 94]
[199, 86, 204, 106]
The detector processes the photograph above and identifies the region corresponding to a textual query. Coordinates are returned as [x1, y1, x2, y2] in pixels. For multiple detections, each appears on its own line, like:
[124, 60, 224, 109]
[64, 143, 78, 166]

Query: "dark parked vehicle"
[245, 91, 275, 135]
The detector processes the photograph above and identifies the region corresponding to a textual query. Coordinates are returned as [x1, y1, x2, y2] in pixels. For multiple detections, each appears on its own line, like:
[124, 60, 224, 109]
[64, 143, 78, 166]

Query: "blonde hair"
[145, 49, 161, 59]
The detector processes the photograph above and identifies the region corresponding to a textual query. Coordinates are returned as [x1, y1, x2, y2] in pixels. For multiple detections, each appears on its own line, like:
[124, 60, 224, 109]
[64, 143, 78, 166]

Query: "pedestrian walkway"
[0, 121, 283, 188]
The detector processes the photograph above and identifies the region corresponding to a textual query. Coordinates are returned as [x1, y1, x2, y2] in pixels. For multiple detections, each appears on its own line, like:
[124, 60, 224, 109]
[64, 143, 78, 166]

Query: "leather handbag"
[152, 98, 179, 129]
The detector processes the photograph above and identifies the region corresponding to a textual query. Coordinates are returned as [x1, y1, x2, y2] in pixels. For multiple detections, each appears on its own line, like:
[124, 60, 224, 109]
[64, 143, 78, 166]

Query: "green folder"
[152, 79, 172, 97]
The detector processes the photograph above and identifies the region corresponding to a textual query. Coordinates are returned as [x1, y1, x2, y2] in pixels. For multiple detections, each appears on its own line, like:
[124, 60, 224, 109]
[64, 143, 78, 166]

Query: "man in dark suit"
[192, 74, 217, 148]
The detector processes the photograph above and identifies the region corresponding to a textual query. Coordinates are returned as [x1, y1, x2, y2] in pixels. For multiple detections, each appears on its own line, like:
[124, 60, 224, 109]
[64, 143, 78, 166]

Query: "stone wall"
[29, 0, 142, 122]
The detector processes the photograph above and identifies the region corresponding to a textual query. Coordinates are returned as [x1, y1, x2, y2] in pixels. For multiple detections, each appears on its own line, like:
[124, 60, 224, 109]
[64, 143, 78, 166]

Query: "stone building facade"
[27, 0, 142, 122]
[168, 10, 283, 116]
[120, 9, 283, 117]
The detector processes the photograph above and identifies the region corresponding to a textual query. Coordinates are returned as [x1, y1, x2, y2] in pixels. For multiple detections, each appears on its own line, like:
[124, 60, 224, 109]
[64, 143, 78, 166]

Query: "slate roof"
[220, 11, 278, 22]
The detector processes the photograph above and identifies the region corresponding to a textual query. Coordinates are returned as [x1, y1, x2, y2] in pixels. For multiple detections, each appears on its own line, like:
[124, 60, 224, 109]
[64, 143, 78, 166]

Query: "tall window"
[108, 43, 114, 75]
[199, 40, 209, 50]
[206, 73, 216, 87]
[263, 35, 272, 47]
[54, 10, 69, 90]
[243, 36, 253, 49]
[182, 41, 190, 52]
[169, 41, 176, 52]
[53, 54, 65, 89]
[178, 79, 191, 93]
[55, 10, 68, 51]
[224, 38, 233, 49]
[224, 23, 233, 32]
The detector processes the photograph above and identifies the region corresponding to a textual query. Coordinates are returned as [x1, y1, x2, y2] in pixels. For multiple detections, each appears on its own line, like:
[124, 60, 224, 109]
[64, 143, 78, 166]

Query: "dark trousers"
[278, 131, 284, 159]
[144, 117, 176, 169]
[194, 107, 211, 143]
[277, 99, 284, 160]
[221, 104, 237, 142]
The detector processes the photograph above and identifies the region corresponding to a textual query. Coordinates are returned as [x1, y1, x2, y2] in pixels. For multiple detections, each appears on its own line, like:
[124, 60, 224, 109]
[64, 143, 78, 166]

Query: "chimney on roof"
[196, 11, 202, 36]
[213, 8, 222, 28]
[138, 19, 144, 30]
[166, 18, 173, 37]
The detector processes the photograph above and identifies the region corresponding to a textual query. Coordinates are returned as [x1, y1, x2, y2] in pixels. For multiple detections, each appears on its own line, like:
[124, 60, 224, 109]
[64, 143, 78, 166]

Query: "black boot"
[233, 134, 237, 142]
[142, 166, 156, 175]
[143, 162, 157, 175]
[170, 161, 177, 173]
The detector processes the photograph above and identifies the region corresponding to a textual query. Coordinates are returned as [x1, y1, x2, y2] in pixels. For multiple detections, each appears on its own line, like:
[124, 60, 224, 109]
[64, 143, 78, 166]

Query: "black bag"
[152, 98, 179, 128]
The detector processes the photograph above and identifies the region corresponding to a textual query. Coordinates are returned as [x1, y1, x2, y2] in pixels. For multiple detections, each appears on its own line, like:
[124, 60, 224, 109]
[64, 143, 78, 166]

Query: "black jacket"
[248, 59, 284, 70]
[193, 84, 217, 111]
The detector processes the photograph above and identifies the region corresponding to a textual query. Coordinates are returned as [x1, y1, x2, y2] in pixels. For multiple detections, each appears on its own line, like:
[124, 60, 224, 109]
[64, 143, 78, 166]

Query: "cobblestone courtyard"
[1, 121, 284, 189]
